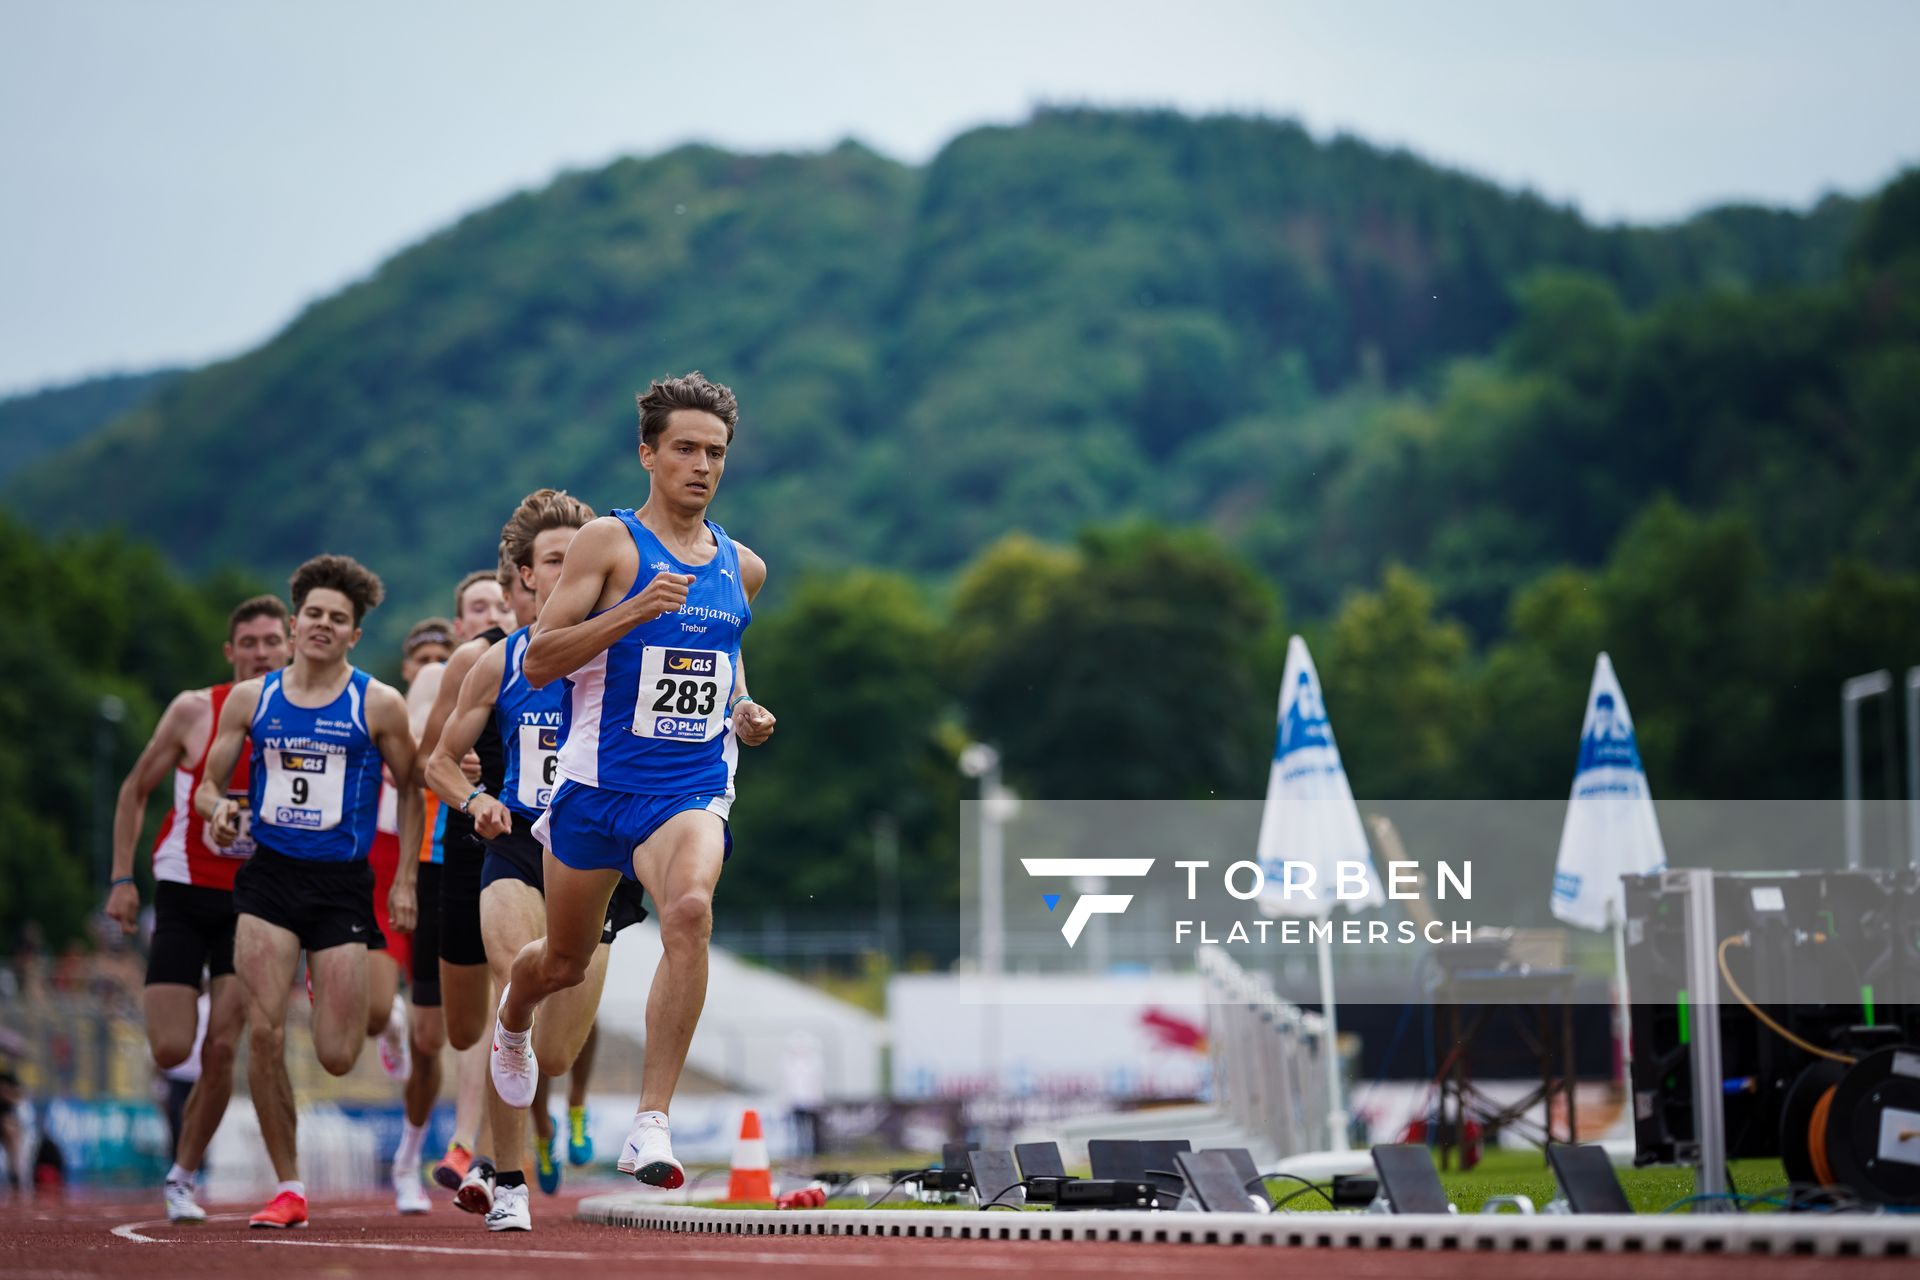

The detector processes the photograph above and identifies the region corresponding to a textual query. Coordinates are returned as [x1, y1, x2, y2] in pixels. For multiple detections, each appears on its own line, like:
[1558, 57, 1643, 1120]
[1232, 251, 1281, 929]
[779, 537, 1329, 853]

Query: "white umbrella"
[1551, 652, 1667, 1070]
[1255, 635, 1382, 1150]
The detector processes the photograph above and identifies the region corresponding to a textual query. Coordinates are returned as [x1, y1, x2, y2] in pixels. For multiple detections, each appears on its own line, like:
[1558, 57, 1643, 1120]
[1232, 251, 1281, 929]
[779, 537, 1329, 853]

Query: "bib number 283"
[634, 647, 733, 742]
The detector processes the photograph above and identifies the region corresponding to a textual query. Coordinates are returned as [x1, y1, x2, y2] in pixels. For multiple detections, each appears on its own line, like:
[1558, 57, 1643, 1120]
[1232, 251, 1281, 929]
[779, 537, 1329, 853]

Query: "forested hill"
[2, 108, 1879, 650]
[0, 368, 180, 484]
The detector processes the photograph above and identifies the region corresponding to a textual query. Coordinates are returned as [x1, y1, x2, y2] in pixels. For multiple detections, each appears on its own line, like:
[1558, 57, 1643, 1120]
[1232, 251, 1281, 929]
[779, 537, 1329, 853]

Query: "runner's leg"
[144, 986, 202, 1070]
[537, 943, 610, 1072]
[366, 950, 399, 1037]
[172, 973, 245, 1174]
[480, 880, 546, 1190]
[630, 810, 727, 1114]
[499, 855, 618, 1031]
[234, 915, 303, 1181]
[308, 942, 371, 1077]
[569, 1024, 597, 1109]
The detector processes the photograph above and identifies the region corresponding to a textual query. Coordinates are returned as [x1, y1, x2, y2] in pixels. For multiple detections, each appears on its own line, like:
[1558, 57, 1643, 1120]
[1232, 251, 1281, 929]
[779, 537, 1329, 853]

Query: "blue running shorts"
[533, 779, 732, 877]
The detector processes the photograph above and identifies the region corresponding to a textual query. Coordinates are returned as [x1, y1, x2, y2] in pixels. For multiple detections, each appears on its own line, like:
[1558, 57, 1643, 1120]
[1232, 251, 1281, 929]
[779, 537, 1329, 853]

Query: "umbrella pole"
[1612, 915, 1633, 1076]
[1316, 928, 1350, 1150]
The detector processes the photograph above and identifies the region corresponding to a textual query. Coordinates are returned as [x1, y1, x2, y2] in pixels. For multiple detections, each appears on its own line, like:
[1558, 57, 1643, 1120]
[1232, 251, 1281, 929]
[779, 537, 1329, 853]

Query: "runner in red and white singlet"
[105, 595, 291, 1223]
[148, 679, 259, 891]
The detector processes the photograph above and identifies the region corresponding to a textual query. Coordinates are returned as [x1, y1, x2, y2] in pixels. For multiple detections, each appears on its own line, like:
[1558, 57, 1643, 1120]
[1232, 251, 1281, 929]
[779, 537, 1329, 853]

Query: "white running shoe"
[488, 986, 537, 1108]
[393, 1157, 431, 1215]
[454, 1160, 496, 1215]
[484, 1182, 531, 1232]
[378, 993, 410, 1080]
[164, 1176, 207, 1223]
[616, 1112, 685, 1189]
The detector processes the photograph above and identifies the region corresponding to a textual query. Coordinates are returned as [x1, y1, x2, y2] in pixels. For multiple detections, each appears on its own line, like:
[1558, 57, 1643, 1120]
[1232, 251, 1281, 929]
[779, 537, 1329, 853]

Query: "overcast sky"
[3, 0, 1916, 395]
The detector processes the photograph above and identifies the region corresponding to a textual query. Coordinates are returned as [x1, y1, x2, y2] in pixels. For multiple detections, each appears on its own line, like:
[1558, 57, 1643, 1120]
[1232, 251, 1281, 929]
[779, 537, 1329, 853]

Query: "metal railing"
[1197, 946, 1331, 1159]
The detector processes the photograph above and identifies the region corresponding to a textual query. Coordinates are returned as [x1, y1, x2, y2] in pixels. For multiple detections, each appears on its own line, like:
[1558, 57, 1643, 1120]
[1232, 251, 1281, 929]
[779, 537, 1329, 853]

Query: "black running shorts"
[146, 880, 238, 986]
[438, 840, 487, 967]
[480, 815, 648, 944]
[232, 845, 386, 954]
[411, 860, 442, 1006]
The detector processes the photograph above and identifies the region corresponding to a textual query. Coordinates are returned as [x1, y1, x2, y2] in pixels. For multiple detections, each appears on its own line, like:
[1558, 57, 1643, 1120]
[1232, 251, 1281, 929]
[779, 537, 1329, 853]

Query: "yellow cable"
[1716, 935, 1857, 1066]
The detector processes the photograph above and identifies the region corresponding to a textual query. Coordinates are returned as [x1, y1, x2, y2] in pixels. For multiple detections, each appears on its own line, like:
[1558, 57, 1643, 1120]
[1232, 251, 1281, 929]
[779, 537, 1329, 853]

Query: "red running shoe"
[433, 1142, 474, 1192]
[249, 1190, 309, 1229]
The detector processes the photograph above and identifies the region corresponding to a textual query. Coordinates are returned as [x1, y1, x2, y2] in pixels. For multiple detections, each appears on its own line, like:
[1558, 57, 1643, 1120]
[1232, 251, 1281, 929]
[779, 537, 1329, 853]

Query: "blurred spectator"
[0, 1062, 22, 1195]
[14, 924, 49, 1005]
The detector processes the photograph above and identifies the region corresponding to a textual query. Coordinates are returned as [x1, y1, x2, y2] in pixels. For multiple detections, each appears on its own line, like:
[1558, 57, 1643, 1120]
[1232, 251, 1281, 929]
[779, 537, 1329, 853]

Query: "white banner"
[1255, 634, 1382, 918]
[1551, 652, 1667, 931]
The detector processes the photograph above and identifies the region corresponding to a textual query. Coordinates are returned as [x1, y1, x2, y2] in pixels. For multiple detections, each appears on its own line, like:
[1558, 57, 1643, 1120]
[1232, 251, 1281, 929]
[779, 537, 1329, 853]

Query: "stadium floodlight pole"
[960, 743, 1005, 978]
[873, 813, 902, 969]
[1907, 668, 1920, 870]
[1842, 671, 1893, 870]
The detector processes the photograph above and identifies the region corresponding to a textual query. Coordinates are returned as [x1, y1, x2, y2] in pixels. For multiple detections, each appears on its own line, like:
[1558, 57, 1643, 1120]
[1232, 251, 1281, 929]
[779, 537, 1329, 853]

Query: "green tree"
[1471, 568, 1606, 798]
[1320, 565, 1477, 797]
[0, 514, 263, 949]
[953, 523, 1281, 798]
[722, 571, 958, 922]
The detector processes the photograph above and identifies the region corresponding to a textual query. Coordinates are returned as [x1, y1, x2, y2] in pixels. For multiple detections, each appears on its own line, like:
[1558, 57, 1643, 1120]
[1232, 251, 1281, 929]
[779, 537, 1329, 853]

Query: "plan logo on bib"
[1020, 858, 1156, 946]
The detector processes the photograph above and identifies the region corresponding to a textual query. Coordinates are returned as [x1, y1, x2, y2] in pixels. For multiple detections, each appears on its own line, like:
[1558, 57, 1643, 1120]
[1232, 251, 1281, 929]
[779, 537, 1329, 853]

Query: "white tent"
[1254, 635, 1383, 1150]
[1550, 652, 1667, 1067]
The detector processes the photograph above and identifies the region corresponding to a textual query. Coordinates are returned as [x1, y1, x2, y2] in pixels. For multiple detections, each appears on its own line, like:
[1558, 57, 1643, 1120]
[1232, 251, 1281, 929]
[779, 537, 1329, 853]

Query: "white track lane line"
[246, 1239, 1163, 1270]
[112, 1212, 251, 1242]
[108, 1220, 1154, 1271]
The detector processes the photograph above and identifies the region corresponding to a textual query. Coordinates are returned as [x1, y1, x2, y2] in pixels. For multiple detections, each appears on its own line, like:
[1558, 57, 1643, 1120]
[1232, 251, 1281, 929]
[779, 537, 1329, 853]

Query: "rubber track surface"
[3, 1193, 1909, 1278]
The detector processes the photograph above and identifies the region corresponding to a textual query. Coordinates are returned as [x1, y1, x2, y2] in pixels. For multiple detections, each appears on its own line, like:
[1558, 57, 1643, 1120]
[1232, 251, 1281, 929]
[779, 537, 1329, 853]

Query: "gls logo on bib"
[663, 650, 716, 676]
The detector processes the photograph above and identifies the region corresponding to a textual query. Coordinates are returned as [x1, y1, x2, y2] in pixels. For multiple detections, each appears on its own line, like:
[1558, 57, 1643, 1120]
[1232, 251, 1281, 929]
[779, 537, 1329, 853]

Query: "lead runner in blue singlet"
[489, 372, 777, 1189]
[196, 554, 424, 1230]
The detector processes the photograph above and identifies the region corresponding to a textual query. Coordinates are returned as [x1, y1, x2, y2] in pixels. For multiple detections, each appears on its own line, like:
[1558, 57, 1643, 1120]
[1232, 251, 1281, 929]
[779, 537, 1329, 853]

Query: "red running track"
[2, 1191, 1908, 1279]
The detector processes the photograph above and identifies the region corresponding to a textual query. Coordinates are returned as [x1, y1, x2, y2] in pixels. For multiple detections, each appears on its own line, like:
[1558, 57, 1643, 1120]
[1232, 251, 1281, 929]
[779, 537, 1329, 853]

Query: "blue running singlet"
[247, 667, 385, 863]
[554, 510, 752, 798]
[497, 626, 566, 820]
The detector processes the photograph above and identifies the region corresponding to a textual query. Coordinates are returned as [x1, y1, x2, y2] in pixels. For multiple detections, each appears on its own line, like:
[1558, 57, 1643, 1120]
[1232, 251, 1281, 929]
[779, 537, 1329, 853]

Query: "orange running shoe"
[249, 1190, 309, 1229]
[433, 1142, 474, 1192]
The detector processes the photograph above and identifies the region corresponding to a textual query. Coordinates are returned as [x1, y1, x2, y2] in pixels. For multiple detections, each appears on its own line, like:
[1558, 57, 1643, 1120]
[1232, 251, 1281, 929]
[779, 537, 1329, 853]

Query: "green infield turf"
[695, 1149, 1793, 1215]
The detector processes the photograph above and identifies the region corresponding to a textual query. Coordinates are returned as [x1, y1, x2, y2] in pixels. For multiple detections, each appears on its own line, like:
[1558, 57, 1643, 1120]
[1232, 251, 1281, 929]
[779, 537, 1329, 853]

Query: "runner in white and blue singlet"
[538, 504, 750, 839]
[196, 553, 422, 1231]
[488, 373, 776, 1192]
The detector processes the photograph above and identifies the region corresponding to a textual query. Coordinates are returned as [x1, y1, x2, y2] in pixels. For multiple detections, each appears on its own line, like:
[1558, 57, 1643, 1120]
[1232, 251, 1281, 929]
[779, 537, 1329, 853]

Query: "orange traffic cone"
[727, 1108, 773, 1201]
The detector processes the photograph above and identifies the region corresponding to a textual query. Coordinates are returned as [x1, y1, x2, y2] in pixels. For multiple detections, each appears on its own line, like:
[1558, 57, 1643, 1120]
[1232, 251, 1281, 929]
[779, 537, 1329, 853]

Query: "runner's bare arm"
[369, 681, 421, 932]
[420, 637, 510, 836]
[524, 516, 691, 687]
[427, 641, 514, 840]
[412, 636, 489, 788]
[193, 680, 263, 844]
[730, 544, 775, 746]
[404, 663, 444, 740]
[738, 542, 767, 604]
[106, 690, 206, 932]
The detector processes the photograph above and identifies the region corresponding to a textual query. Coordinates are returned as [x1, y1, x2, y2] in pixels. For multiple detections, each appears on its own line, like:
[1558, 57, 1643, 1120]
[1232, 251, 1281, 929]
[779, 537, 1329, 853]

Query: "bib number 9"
[261, 747, 347, 831]
[633, 647, 733, 742]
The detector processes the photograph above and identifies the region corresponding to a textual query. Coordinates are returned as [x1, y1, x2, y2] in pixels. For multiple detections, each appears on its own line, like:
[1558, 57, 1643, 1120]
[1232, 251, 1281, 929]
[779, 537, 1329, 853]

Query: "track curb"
[577, 1195, 1920, 1257]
